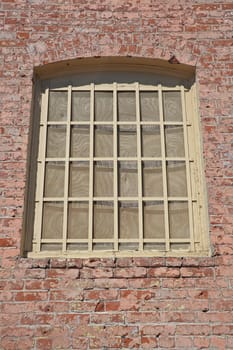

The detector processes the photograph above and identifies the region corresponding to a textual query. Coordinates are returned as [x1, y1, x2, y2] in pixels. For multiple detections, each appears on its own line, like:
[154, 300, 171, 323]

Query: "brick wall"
[0, 1, 233, 349]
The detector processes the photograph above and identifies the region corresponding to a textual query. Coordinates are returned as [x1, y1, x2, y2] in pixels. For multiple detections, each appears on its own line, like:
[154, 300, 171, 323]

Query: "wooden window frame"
[22, 57, 210, 258]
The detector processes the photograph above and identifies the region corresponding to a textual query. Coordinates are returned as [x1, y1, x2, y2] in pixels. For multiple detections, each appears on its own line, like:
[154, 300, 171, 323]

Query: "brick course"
[0, 0, 233, 349]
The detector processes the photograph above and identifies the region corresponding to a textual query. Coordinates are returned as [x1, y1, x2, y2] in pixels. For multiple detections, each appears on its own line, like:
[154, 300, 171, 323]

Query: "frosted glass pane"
[93, 202, 114, 239]
[140, 92, 159, 121]
[119, 202, 138, 239]
[68, 202, 88, 239]
[72, 91, 90, 121]
[48, 91, 67, 121]
[167, 161, 187, 197]
[93, 243, 113, 250]
[119, 162, 138, 197]
[42, 202, 63, 239]
[44, 162, 65, 197]
[119, 243, 138, 251]
[94, 126, 113, 157]
[142, 161, 163, 197]
[163, 91, 182, 121]
[118, 92, 136, 121]
[94, 161, 113, 197]
[46, 126, 66, 158]
[142, 125, 161, 157]
[71, 126, 89, 157]
[169, 201, 189, 238]
[119, 126, 137, 157]
[41, 244, 62, 251]
[165, 126, 184, 157]
[95, 92, 113, 121]
[69, 162, 89, 197]
[144, 201, 165, 238]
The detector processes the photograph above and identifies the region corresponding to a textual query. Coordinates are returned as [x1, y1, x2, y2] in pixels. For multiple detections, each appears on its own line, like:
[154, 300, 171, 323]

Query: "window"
[24, 58, 209, 257]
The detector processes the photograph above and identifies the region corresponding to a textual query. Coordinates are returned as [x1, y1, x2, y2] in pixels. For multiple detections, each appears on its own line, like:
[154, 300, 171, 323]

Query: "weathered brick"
[1, 1, 233, 348]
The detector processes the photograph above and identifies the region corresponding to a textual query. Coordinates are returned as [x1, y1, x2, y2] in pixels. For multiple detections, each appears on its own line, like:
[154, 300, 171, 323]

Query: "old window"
[24, 58, 209, 257]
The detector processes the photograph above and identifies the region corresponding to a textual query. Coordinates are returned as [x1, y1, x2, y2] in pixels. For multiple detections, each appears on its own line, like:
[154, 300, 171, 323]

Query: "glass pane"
[42, 202, 63, 239]
[69, 162, 89, 197]
[94, 126, 113, 157]
[143, 201, 165, 238]
[119, 243, 138, 251]
[48, 91, 67, 121]
[67, 243, 88, 251]
[118, 126, 137, 157]
[171, 243, 189, 251]
[165, 126, 184, 157]
[93, 201, 114, 239]
[167, 161, 187, 197]
[46, 126, 66, 158]
[94, 161, 113, 197]
[68, 202, 88, 239]
[118, 92, 136, 121]
[95, 92, 113, 121]
[119, 162, 138, 197]
[72, 91, 90, 121]
[119, 202, 138, 239]
[169, 201, 189, 238]
[71, 125, 89, 157]
[142, 161, 163, 197]
[144, 243, 165, 251]
[141, 125, 161, 157]
[93, 243, 113, 250]
[41, 244, 62, 251]
[140, 92, 159, 121]
[163, 91, 182, 122]
[44, 162, 65, 197]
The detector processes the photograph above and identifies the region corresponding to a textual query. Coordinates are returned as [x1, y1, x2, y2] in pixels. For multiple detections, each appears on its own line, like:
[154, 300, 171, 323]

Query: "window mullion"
[181, 86, 194, 251]
[136, 83, 143, 251]
[34, 88, 49, 253]
[113, 83, 118, 252]
[158, 85, 170, 252]
[62, 85, 72, 253]
[88, 83, 94, 251]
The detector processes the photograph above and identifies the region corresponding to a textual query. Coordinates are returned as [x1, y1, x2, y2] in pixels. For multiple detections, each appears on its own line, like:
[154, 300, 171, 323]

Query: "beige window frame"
[24, 58, 209, 258]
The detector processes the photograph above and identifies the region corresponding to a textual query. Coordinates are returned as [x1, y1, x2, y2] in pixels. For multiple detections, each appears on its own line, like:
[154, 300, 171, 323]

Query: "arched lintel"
[34, 56, 195, 81]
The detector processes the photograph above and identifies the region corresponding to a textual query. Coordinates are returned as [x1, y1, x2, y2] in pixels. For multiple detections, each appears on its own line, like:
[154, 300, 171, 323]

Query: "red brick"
[1, 1, 233, 348]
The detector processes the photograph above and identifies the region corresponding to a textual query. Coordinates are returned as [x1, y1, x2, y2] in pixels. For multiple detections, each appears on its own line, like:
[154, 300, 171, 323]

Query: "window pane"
[93, 201, 114, 239]
[169, 201, 189, 238]
[69, 162, 89, 197]
[46, 126, 66, 158]
[68, 202, 88, 239]
[141, 125, 161, 157]
[119, 161, 138, 197]
[42, 202, 63, 239]
[95, 92, 113, 121]
[118, 92, 136, 121]
[167, 161, 187, 197]
[44, 162, 65, 197]
[142, 161, 163, 197]
[70, 125, 89, 157]
[48, 91, 67, 121]
[72, 91, 90, 121]
[143, 201, 165, 238]
[165, 126, 185, 157]
[94, 126, 113, 157]
[140, 92, 159, 121]
[163, 91, 182, 122]
[118, 126, 137, 157]
[41, 244, 62, 251]
[94, 161, 113, 197]
[119, 202, 138, 239]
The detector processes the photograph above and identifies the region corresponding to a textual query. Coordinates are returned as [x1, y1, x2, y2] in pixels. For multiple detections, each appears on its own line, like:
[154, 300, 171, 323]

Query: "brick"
[1, 1, 233, 349]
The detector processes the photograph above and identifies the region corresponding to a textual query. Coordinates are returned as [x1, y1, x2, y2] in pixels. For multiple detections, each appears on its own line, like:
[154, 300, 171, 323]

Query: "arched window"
[23, 57, 209, 257]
